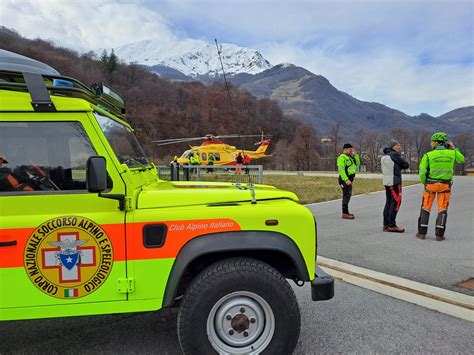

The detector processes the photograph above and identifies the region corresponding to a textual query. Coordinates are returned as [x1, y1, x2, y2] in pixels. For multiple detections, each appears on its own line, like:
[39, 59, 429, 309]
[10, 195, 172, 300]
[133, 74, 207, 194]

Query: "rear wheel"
[177, 257, 301, 354]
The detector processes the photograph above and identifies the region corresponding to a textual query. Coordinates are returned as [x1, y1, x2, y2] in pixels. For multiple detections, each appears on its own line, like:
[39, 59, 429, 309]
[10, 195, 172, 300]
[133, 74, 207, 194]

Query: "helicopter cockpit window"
[214, 153, 221, 161]
[182, 151, 191, 159]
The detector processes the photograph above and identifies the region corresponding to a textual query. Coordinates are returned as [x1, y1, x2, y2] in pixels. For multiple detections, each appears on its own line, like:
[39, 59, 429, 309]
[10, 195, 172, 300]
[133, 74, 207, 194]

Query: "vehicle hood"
[137, 181, 299, 209]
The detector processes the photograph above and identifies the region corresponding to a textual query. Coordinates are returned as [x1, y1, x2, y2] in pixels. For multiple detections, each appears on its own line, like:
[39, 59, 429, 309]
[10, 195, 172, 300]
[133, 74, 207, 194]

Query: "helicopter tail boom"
[254, 140, 270, 154]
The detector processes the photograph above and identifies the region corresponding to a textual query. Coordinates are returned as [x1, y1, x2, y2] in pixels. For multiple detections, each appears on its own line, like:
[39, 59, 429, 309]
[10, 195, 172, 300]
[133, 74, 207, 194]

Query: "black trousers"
[383, 184, 402, 227]
[339, 177, 353, 213]
[207, 162, 214, 173]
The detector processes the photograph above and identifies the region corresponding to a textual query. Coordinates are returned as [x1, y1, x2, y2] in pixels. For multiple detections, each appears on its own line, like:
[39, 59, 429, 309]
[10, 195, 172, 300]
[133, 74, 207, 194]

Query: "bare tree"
[412, 129, 431, 170]
[359, 130, 385, 172]
[289, 124, 320, 171]
[330, 122, 341, 172]
[453, 132, 474, 173]
[354, 129, 366, 171]
[268, 139, 291, 170]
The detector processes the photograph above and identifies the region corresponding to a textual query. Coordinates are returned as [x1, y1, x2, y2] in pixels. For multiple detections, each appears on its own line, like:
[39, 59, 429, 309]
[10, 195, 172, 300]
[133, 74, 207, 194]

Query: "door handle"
[0, 240, 17, 247]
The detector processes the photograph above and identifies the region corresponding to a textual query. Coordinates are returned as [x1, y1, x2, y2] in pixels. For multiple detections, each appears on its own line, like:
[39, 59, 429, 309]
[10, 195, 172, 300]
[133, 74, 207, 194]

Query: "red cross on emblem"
[42, 232, 96, 283]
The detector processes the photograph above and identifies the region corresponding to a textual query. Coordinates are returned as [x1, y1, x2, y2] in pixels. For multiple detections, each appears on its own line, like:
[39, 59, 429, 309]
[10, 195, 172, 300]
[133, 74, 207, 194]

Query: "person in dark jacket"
[235, 152, 244, 174]
[381, 139, 409, 232]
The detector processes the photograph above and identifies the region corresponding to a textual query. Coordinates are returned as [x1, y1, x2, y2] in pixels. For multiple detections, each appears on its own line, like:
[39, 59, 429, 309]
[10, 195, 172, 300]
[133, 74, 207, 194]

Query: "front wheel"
[177, 257, 301, 354]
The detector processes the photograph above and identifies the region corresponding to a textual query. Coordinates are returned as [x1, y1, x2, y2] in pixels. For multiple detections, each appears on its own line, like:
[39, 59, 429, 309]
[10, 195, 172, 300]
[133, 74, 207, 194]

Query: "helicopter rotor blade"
[214, 134, 271, 139]
[152, 133, 272, 145]
[154, 139, 204, 146]
[152, 137, 207, 144]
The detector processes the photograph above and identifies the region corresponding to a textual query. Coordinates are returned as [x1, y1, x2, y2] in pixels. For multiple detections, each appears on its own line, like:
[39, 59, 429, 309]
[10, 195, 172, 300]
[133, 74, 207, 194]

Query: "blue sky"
[2, 0, 473, 116]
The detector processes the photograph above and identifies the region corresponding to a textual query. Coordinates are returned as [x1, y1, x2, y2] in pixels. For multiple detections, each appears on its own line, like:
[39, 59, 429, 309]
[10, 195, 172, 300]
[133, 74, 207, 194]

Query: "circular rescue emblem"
[24, 216, 114, 299]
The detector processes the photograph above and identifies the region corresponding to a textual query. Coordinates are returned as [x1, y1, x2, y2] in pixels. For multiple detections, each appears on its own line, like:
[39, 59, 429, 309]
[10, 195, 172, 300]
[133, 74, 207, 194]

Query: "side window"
[0, 122, 98, 193]
[214, 153, 221, 161]
[202, 153, 207, 161]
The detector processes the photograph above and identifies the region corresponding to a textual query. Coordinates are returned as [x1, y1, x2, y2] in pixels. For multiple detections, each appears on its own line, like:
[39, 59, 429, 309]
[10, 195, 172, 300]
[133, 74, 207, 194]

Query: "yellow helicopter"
[154, 134, 271, 166]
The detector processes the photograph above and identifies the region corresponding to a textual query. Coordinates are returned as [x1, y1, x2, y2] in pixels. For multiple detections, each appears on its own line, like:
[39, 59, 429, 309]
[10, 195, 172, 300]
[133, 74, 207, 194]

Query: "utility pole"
[214, 38, 233, 111]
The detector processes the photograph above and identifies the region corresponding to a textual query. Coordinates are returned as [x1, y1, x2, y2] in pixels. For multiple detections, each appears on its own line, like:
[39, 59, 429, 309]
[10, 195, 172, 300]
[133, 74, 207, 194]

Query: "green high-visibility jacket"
[419, 146, 464, 184]
[337, 153, 360, 181]
[190, 154, 200, 164]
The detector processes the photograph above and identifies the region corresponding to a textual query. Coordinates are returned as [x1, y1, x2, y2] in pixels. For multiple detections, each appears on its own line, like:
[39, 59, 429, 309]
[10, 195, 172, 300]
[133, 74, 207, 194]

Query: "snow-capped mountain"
[100, 39, 272, 78]
[159, 43, 271, 77]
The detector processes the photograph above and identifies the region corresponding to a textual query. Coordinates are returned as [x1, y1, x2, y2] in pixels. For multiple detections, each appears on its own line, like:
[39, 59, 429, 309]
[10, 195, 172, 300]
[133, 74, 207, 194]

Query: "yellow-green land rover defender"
[0, 50, 334, 354]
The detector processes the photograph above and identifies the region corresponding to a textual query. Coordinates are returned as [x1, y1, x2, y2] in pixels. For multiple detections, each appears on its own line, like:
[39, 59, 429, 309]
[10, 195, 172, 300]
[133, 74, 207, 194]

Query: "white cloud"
[150, 0, 473, 61]
[1, 0, 176, 50]
[261, 42, 474, 115]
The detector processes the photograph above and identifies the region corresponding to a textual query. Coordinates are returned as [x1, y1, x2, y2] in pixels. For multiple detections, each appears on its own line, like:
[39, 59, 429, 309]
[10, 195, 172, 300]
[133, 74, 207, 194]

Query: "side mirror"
[87, 156, 107, 193]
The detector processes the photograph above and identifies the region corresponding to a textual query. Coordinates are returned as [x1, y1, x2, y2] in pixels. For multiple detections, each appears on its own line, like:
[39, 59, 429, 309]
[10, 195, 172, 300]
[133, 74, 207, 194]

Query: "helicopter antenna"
[215, 38, 233, 110]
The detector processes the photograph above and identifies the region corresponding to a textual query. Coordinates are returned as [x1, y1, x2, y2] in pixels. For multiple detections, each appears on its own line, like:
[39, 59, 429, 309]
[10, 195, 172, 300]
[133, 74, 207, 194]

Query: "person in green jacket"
[189, 151, 200, 173]
[416, 132, 464, 241]
[337, 143, 361, 219]
[207, 153, 215, 173]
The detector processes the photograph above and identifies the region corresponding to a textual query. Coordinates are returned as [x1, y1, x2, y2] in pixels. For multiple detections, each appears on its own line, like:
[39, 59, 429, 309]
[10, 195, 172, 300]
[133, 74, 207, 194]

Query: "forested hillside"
[1, 28, 317, 169]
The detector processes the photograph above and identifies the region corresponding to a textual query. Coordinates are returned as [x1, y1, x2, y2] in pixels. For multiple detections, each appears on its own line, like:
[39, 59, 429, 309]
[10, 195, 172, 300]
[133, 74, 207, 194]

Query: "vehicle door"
[0, 113, 127, 310]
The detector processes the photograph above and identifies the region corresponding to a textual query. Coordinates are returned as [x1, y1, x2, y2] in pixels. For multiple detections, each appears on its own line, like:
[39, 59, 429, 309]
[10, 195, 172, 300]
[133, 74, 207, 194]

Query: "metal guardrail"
[157, 164, 264, 184]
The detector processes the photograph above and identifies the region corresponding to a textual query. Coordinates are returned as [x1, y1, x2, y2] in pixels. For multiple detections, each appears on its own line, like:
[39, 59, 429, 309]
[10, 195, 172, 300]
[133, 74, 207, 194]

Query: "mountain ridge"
[101, 38, 473, 135]
[230, 64, 471, 135]
[101, 39, 271, 78]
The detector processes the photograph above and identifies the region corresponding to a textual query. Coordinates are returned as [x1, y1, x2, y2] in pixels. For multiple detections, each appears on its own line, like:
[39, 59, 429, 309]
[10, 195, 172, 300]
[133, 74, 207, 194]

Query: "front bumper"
[311, 267, 334, 301]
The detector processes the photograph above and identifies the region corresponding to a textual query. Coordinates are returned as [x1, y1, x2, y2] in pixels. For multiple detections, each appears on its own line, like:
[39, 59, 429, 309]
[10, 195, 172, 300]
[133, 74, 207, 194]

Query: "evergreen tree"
[100, 50, 108, 67]
[107, 49, 118, 73]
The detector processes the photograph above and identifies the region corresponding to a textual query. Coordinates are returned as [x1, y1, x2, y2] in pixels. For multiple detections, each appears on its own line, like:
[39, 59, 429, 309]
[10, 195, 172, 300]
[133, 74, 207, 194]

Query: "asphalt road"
[307, 176, 474, 295]
[1, 280, 473, 354]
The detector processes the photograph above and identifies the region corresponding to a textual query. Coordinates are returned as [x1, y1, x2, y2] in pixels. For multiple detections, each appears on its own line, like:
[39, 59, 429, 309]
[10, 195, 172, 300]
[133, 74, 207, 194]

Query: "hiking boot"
[436, 235, 445, 241]
[416, 233, 426, 240]
[342, 213, 355, 220]
[386, 226, 405, 233]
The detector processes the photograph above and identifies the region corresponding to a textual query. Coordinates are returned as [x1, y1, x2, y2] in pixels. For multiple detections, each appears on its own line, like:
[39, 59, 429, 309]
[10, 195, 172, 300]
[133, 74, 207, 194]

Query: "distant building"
[465, 168, 474, 176]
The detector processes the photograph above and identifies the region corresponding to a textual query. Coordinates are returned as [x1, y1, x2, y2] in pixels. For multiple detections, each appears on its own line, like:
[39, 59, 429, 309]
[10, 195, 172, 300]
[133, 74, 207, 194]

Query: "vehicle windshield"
[94, 112, 150, 169]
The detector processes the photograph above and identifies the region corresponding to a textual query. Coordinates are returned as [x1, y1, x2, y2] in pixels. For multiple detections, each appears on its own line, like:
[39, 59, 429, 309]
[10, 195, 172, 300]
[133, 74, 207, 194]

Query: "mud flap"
[311, 267, 334, 301]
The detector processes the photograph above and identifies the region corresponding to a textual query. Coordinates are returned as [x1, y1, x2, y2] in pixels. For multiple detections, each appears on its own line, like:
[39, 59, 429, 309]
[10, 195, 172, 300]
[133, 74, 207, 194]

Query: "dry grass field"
[162, 169, 420, 205]
[263, 175, 419, 205]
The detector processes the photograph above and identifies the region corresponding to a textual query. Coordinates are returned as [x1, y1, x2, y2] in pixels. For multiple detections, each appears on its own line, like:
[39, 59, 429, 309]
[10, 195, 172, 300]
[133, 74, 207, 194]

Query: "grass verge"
[263, 175, 419, 205]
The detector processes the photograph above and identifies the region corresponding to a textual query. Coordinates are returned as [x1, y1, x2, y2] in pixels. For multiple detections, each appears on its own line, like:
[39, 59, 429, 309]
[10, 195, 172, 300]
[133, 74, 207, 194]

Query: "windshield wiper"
[122, 157, 148, 170]
[136, 156, 150, 165]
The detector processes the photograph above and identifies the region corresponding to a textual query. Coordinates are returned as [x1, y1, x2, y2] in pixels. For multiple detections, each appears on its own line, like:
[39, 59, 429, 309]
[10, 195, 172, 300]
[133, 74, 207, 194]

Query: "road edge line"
[317, 256, 474, 322]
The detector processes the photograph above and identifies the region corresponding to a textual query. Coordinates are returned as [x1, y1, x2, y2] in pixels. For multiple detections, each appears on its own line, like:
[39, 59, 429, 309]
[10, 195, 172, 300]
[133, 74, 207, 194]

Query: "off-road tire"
[177, 257, 301, 354]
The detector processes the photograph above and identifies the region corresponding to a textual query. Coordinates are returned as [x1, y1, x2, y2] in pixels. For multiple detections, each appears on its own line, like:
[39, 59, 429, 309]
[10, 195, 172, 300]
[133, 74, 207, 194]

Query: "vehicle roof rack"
[0, 50, 126, 118]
